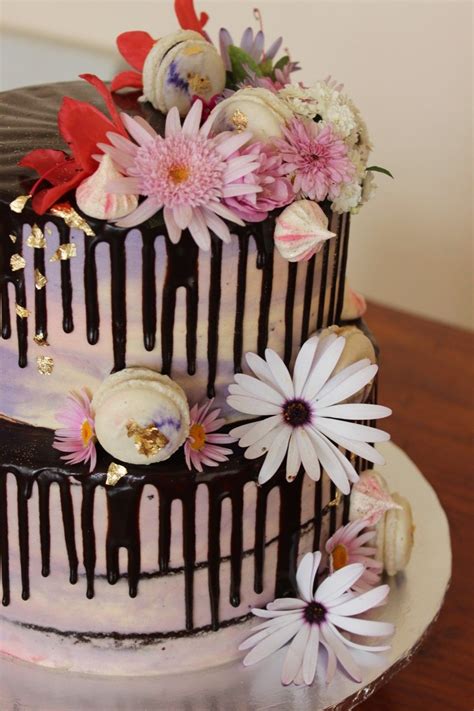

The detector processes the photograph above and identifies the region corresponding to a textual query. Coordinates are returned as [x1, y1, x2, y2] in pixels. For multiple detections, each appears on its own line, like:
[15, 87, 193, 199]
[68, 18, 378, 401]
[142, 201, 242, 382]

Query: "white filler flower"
[228, 334, 391, 492]
[239, 551, 394, 686]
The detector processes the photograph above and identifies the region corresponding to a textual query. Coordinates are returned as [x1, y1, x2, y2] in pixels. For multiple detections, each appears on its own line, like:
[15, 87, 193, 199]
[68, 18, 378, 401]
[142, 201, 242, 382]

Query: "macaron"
[383, 493, 415, 576]
[92, 367, 190, 466]
[210, 87, 293, 142]
[142, 30, 226, 115]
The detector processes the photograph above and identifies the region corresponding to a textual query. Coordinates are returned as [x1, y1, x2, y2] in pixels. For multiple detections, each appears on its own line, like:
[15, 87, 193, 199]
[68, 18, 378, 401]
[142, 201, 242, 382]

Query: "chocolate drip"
[335, 213, 351, 323]
[207, 485, 222, 631]
[256, 226, 274, 356]
[141, 233, 157, 351]
[253, 485, 268, 594]
[56, 221, 74, 334]
[161, 232, 199, 376]
[84, 236, 100, 345]
[327, 213, 342, 324]
[38, 476, 51, 576]
[301, 255, 316, 344]
[158, 488, 172, 573]
[105, 477, 142, 597]
[284, 262, 297, 365]
[275, 474, 304, 598]
[1, 280, 11, 340]
[312, 479, 323, 551]
[15, 469, 35, 599]
[207, 239, 222, 398]
[181, 487, 197, 631]
[81, 478, 97, 599]
[233, 233, 249, 373]
[0, 470, 10, 605]
[316, 239, 330, 331]
[229, 487, 244, 607]
[109, 233, 127, 371]
[33, 223, 48, 339]
[59, 478, 79, 584]
[328, 481, 338, 535]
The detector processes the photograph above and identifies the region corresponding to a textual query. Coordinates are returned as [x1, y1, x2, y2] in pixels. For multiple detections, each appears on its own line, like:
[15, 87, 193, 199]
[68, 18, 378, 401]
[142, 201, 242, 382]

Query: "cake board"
[0, 442, 451, 710]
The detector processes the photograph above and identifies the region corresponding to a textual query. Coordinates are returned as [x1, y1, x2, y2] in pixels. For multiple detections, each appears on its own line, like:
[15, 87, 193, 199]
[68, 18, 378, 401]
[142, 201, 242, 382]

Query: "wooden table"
[360, 303, 473, 710]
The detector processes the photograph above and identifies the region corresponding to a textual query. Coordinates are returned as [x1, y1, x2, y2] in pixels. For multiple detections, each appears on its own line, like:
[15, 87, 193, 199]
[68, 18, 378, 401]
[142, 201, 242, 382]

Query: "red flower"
[174, 0, 210, 38]
[111, 31, 156, 93]
[19, 74, 128, 215]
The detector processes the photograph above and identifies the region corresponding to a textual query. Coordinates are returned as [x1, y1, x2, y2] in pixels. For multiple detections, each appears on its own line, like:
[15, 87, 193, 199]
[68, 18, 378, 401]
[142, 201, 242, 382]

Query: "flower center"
[168, 164, 190, 184]
[304, 601, 326, 625]
[80, 419, 94, 447]
[189, 423, 206, 451]
[331, 544, 349, 571]
[283, 399, 311, 427]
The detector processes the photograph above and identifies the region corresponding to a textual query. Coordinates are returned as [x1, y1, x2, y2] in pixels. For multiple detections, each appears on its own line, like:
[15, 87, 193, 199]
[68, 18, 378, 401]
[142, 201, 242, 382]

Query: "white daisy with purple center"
[227, 334, 391, 492]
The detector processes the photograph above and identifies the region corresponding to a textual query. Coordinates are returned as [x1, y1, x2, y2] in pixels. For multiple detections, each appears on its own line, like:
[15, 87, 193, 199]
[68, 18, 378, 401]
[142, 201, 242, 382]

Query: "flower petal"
[321, 623, 362, 682]
[227, 395, 282, 417]
[231, 414, 282, 447]
[302, 337, 345, 402]
[316, 359, 371, 401]
[296, 552, 319, 602]
[296, 427, 321, 481]
[281, 624, 311, 686]
[303, 624, 320, 685]
[115, 197, 161, 227]
[188, 208, 211, 250]
[307, 428, 351, 494]
[316, 404, 392, 420]
[327, 622, 392, 653]
[265, 349, 294, 399]
[328, 584, 390, 616]
[293, 336, 319, 397]
[317, 418, 390, 443]
[315, 563, 365, 605]
[164, 206, 182, 244]
[315, 364, 379, 408]
[328, 614, 395, 638]
[242, 619, 303, 666]
[234, 373, 284, 406]
[258, 427, 292, 484]
[286, 432, 302, 482]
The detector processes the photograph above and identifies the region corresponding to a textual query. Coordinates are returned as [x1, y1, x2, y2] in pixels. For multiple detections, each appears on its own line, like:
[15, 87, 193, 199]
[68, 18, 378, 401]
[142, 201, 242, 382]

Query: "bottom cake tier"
[0, 415, 373, 675]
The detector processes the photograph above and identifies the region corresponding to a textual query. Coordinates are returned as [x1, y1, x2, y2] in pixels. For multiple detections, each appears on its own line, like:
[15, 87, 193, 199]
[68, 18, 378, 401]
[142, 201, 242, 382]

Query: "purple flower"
[219, 26, 283, 71]
[223, 142, 293, 222]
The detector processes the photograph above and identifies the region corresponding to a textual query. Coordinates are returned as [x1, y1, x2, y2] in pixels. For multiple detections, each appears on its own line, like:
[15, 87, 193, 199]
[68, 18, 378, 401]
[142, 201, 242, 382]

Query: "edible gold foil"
[187, 72, 212, 94]
[182, 44, 204, 57]
[33, 333, 49, 346]
[126, 421, 169, 457]
[10, 254, 26, 271]
[50, 243, 77, 262]
[50, 203, 95, 236]
[230, 109, 248, 132]
[9, 194, 31, 213]
[106, 462, 128, 486]
[36, 355, 54, 375]
[26, 224, 46, 249]
[15, 304, 30, 319]
[34, 268, 48, 290]
[9, 233, 17, 244]
[328, 490, 343, 508]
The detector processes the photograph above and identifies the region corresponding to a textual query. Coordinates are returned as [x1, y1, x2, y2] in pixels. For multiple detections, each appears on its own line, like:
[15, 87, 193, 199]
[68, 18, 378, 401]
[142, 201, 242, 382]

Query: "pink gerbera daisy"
[53, 389, 97, 472]
[276, 118, 354, 202]
[326, 519, 382, 593]
[100, 100, 262, 250]
[184, 399, 236, 472]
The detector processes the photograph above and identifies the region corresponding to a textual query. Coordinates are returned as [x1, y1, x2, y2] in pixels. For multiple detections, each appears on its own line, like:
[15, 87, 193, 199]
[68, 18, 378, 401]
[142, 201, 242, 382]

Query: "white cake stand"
[0, 442, 451, 711]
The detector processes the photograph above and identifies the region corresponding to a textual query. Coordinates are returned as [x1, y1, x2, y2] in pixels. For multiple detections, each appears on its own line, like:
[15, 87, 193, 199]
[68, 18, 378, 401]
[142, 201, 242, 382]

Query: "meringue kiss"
[76, 154, 138, 220]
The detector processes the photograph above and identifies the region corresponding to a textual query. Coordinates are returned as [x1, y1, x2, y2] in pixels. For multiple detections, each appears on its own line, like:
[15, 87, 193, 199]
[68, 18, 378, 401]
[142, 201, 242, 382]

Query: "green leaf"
[228, 45, 262, 85]
[259, 58, 273, 77]
[273, 55, 290, 74]
[366, 165, 394, 179]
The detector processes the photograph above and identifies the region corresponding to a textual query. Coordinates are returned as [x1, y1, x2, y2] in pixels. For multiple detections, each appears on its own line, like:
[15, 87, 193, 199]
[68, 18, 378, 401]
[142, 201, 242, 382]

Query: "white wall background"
[1, 0, 472, 329]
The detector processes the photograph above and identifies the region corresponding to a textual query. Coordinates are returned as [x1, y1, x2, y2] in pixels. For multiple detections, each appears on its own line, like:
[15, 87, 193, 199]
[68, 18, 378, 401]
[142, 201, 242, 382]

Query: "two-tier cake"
[0, 0, 414, 686]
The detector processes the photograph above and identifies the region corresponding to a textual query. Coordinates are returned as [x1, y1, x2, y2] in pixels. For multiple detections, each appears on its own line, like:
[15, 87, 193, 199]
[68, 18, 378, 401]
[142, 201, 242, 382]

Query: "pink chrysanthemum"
[276, 118, 354, 202]
[326, 519, 382, 593]
[184, 399, 236, 472]
[52, 389, 97, 472]
[100, 100, 262, 250]
[223, 142, 293, 222]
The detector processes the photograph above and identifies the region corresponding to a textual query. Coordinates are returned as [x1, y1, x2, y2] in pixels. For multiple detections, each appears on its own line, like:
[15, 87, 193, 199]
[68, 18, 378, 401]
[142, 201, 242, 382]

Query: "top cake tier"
[0, 82, 350, 428]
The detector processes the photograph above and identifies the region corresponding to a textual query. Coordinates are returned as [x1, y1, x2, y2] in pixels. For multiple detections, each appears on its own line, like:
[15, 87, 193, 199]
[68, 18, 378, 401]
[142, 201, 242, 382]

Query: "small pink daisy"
[53, 389, 97, 472]
[100, 100, 262, 250]
[326, 519, 382, 593]
[276, 117, 354, 202]
[184, 399, 236, 472]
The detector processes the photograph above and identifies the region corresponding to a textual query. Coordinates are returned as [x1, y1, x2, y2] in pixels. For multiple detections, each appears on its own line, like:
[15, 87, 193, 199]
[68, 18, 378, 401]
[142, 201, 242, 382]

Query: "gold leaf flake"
[33, 333, 49, 346]
[328, 490, 343, 508]
[126, 420, 169, 457]
[187, 72, 212, 94]
[182, 44, 204, 57]
[9, 194, 31, 214]
[26, 224, 46, 249]
[34, 268, 48, 290]
[36, 355, 54, 375]
[9, 233, 17, 244]
[10, 254, 26, 271]
[106, 462, 128, 486]
[45, 226, 53, 236]
[50, 202, 95, 236]
[15, 304, 30, 319]
[49, 242, 77, 262]
[230, 109, 248, 132]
